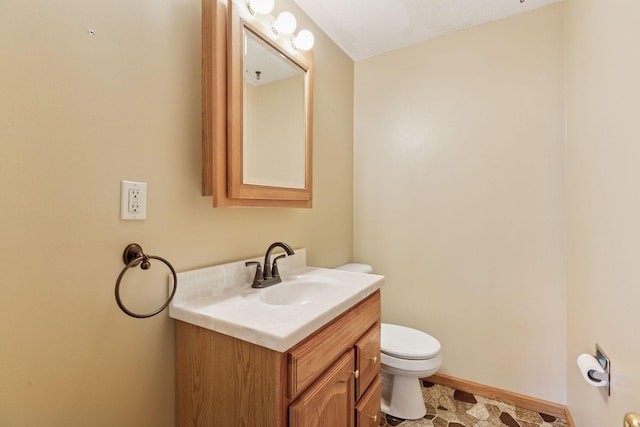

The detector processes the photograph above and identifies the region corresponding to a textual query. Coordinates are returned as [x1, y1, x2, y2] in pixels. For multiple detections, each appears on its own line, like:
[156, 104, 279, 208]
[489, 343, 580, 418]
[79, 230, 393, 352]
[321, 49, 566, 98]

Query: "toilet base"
[381, 370, 426, 420]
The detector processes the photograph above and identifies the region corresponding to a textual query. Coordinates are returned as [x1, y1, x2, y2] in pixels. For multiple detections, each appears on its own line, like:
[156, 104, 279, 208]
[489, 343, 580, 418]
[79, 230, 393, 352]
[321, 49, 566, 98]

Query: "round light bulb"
[248, 0, 273, 15]
[274, 11, 297, 35]
[293, 29, 314, 51]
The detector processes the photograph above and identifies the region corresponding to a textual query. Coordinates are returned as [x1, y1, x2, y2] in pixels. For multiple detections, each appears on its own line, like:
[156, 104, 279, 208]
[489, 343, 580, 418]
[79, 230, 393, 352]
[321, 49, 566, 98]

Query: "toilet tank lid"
[334, 263, 373, 273]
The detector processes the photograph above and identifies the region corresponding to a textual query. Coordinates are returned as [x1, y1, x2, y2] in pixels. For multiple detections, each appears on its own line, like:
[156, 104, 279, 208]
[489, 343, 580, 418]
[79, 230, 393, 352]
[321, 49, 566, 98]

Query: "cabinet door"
[355, 324, 381, 400]
[289, 350, 356, 427]
[355, 375, 382, 427]
[288, 292, 380, 399]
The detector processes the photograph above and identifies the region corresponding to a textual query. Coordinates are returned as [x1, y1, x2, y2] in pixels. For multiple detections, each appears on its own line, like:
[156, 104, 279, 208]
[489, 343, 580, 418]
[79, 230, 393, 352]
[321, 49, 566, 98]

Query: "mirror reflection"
[243, 28, 306, 189]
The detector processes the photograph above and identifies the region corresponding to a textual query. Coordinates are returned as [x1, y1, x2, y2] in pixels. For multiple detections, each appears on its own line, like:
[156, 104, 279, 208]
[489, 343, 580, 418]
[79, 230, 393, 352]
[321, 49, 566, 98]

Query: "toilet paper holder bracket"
[591, 343, 611, 396]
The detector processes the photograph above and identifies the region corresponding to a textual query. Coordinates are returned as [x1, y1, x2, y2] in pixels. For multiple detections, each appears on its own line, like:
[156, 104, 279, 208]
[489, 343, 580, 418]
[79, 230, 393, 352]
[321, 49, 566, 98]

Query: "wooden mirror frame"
[202, 0, 314, 208]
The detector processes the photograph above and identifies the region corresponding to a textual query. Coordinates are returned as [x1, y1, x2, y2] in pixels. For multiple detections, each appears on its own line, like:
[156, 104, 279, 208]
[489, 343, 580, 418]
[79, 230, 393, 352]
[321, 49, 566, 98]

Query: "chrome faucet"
[245, 242, 295, 288]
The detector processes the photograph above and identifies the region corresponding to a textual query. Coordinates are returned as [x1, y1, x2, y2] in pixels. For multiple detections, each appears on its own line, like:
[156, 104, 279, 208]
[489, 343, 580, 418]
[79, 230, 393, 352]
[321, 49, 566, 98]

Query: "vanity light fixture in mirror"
[227, 0, 314, 206]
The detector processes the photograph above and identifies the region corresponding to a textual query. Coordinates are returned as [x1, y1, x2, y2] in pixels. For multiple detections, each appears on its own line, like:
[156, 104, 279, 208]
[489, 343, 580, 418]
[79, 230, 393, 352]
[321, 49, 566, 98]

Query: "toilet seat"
[381, 323, 441, 360]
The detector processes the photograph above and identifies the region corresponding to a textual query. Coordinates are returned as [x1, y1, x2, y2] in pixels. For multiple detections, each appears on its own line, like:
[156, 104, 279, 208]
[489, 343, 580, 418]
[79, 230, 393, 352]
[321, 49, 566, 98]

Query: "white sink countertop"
[169, 249, 384, 352]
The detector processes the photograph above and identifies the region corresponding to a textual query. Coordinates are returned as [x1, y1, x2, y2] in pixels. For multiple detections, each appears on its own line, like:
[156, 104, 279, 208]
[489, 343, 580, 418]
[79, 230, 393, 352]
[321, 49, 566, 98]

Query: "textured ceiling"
[293, 0, 563, 60]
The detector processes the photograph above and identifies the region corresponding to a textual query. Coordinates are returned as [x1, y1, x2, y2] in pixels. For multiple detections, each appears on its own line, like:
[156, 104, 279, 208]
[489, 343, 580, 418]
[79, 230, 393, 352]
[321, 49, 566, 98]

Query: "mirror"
[201, 0, 313, 208]
[242, 28, 306, 189]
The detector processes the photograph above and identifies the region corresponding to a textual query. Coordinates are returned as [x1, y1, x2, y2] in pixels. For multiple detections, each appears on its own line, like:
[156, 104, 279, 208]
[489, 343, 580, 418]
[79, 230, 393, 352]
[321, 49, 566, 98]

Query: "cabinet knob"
[625, 413, 640, 427]
[367, 356, 378, 364]
[369, 414, 378, 422]
[351, 369, 360, 379]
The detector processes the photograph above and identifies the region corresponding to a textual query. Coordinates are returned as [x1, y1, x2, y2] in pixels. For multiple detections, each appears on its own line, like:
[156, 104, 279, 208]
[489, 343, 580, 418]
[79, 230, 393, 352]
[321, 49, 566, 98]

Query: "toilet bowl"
[380, 323, 441, 419]
[334, 263, 443, 421]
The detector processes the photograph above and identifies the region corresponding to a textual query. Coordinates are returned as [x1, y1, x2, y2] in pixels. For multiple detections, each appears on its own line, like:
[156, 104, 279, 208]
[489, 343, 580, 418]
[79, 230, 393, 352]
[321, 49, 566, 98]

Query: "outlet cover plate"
[120, 180, 147, 220]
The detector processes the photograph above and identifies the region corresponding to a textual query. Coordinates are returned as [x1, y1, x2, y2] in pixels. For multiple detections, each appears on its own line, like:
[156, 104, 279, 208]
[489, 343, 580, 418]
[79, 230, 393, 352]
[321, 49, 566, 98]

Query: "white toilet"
[380, 323, 442, 419]
[335, 263, 443, 421]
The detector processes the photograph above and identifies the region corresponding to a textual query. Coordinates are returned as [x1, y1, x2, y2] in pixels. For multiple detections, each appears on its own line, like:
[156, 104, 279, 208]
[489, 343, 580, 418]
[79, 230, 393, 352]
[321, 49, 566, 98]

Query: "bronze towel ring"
[115, 243, 177, 318]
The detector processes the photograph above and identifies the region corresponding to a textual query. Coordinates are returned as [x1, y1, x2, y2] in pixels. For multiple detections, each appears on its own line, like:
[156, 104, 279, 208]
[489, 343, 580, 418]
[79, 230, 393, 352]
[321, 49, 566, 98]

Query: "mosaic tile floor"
[381, 381, 569, 427]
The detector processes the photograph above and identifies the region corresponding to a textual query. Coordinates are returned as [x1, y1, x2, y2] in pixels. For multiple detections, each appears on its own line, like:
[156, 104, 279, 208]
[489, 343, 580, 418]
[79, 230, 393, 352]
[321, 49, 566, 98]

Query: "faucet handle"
[271, 254, 286, 277]
[245, 261, 264, 283]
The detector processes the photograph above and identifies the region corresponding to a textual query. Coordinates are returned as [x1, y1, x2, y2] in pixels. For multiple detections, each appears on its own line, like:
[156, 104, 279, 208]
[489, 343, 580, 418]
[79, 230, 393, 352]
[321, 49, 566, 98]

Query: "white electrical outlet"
[120, 181, 147, 220]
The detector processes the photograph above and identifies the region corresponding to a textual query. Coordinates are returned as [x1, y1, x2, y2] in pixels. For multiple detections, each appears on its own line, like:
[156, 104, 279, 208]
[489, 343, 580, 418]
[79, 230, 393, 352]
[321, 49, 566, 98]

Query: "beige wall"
[0, 0, 353, 425]
[354, 4, 566, 403]
[566, 0, 640, 425]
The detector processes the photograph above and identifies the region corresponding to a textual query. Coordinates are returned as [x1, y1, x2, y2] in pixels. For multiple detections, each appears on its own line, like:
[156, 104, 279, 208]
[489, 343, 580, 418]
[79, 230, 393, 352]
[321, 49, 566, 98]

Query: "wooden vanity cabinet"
[176, 290, 381, 427]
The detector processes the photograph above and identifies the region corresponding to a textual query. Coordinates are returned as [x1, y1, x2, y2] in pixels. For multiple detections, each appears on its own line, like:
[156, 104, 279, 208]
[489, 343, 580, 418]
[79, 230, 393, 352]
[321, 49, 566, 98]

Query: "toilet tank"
[334, 263, 373, 274]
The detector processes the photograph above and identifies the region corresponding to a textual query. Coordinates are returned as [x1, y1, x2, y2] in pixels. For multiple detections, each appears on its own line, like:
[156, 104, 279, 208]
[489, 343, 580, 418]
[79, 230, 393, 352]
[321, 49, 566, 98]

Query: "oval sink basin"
[260, 280, 334, 306]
